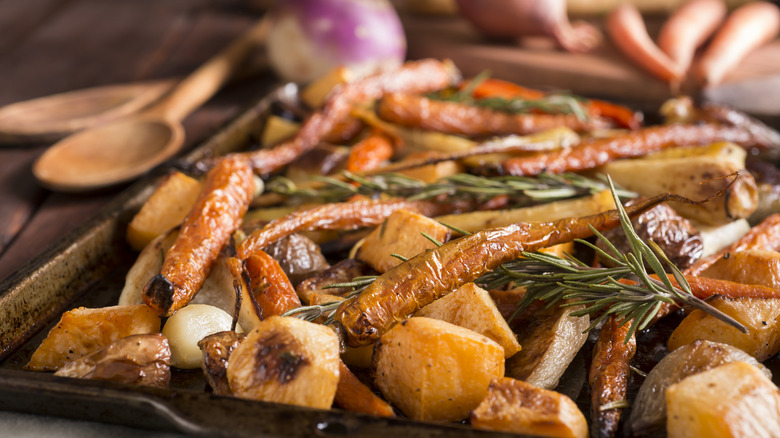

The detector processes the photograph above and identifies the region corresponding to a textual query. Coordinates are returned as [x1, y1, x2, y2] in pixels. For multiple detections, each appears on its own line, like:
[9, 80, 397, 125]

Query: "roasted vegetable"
[262, 233, 329, 287]
[162, 304, 239, 369]
[54, 333, 171, 388]
[144, 156, 255, 316]
[702, 249, 780, 289]
[226, 316, 340, 409]
[666, 361, 780, 437]
[373, 317, 504, 422]
[629, 340, 770, 436]
[198, 330, 246, 396]
[27, 305, 160, 371]
[470, 377, 588, 438]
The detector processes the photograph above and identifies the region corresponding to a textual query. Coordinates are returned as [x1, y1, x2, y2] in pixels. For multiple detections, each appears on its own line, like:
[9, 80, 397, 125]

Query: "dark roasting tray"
[0, 83, 526, 438]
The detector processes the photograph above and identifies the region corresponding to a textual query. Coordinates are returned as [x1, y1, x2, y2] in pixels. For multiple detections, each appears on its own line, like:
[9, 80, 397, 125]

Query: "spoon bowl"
[33, 117, 183, 191]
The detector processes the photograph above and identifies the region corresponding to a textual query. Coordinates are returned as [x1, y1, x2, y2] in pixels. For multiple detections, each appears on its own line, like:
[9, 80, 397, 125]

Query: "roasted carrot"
[468, 78, 642, 130]
[243, 250, 302, 319]
[657, 0, 727, 76]
[236, 59, 460, 176]
[237, 199, 462, 260]
[334, 360, 395, 417]
[144, 156, 254, 316]
[377, 93, 609, 136]
[589, 316, 636, 438]
[606, 3, 684, 84]
[498, 122, 769, 176]
[345, 132, 395, 173]
[334, 192, 691, 347]
[686, 214, 780, 276]
[694, 1, 780, 86]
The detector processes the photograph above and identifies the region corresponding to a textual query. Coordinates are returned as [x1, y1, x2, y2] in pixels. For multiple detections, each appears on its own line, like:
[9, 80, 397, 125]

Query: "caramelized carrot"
[469, 78, 642, 130]
[236, 59, 460, 176]
[694, 1, 780, 85]
[606, 3, 684, 84]
[346, 132, 395, 173]
[658, 0, 727, 75]
[377, 93, 608, 136]
[498, 123, 769, 176]
[334, 360, 395, 417]
[589, 316, 635, 438]
[334, 192, 689, 347]
[237, 199, 462, 260]
[684, 275, 780, 300]
[144, 156, 254, 316]
[243, 250, 302, 319]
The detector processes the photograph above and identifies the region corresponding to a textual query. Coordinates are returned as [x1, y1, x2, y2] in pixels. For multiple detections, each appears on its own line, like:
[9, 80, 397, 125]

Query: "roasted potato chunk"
[416, 282, 521, 357]
[54, 333, 171, 388]
[198, 330, 246, 396]
[668, 296, 780, 361]
[126, 171, 201, 251]
[27, 304, 160, 371]
[226, 316, 340, 410]
[666, 361, 780, 438]
[471, 377, 588, 438]
[373, 317, 504, 422]
[702, 249, 780, 289]
[357, 209, 451, 273]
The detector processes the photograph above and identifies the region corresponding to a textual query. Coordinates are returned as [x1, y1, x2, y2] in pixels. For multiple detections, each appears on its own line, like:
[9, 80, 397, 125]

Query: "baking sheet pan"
[0, 82, 525, 438]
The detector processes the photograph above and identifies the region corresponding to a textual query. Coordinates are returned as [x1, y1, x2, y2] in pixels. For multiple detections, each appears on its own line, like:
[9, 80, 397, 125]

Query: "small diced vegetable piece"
[162, 304, 240, 369]
[198, 330, 246, 396]
[373, 317, 505, 422]
[506, 302, 589, 390]
[227, 316, 340, 410]
[629, 340, 771, 436]
[416, 282, 521, 357]
[54, 333, 171, 388]
[126, 171, 201, 251]
[435, 189, 615, 233]
[666, 361, 780, 438]
[261, 115, 300, 147]
[702, 249, 780, 289]
[357, 209, 451, 273]
[301, 66, 354, 109]
[26, 304, 160, 371]
[668, 296, 780, 361]
[471, 377, 588, 438]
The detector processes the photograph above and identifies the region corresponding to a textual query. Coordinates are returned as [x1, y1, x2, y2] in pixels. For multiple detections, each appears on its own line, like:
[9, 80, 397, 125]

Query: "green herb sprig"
[266, 171, 636, 206]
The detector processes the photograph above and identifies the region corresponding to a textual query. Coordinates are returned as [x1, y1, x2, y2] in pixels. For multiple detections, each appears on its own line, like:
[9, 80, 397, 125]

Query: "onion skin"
[267, 0, 406, 83]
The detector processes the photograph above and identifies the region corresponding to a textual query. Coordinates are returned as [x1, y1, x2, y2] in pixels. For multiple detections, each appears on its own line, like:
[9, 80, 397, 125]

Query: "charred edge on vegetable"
[254, 332, 308, 384]
[144, 274, 176, 316]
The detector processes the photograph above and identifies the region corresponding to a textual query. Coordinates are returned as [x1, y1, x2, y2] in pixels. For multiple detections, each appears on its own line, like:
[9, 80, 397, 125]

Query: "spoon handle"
[148, 18, 269, 122]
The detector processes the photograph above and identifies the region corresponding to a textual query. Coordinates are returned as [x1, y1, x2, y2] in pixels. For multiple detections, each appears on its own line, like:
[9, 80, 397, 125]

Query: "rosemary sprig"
[477, 180, 747, 341]
[281, 276, 377, 323]
[266, 171, 636, 206]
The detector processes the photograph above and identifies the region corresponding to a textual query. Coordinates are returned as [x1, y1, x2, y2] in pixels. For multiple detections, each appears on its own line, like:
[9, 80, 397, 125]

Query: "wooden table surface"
[0, 0, 274, 283]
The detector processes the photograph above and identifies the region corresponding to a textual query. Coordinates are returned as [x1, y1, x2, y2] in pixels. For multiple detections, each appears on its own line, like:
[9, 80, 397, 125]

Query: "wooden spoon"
[33, 19, 269, 192]
[0, 79, 177, 144]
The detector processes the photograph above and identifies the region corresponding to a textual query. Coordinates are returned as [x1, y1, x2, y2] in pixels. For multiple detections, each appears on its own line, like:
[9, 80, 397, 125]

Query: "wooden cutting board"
[403, 14, 780, 116]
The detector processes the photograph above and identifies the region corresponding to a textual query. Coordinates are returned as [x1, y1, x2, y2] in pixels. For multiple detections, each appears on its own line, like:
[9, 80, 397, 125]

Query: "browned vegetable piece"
[702, 249, 780, 289]
[198, 330, 246, 396]
[243, 250, 302, 320]
[497, 123, 775, 176]
[296, 258, 373, 305]
[27, 304, 161, 372]
[506, 301, 589, 389]
[687, 213, 780, 276]
[144, 156, 254, 316]
[235, 59, 461, 176]
[54, 334, 171, 388]
[334, 192, 691, 347]
[284, 143, 349, 184]
[226, 316, 340, 409]
[377, 93, 609, 136]
[263, 233, 329, 286]
[335, 360, 395, 417]
[597, 202, 703, 270]
[589, 316, 636, 438]
[237, 199, 460, 260]
[471, 377, 588, 438]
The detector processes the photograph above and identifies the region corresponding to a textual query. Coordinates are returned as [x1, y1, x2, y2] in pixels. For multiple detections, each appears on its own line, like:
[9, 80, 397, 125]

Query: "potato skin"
[226, 316, 340, 410]
[373, 317, 504, 422]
